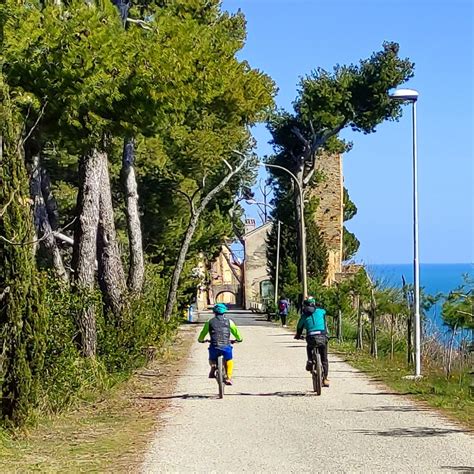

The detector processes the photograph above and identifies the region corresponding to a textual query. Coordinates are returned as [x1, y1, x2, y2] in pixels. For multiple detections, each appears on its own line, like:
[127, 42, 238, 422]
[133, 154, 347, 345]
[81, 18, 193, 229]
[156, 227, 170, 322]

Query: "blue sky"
[223, 0, 473, 264]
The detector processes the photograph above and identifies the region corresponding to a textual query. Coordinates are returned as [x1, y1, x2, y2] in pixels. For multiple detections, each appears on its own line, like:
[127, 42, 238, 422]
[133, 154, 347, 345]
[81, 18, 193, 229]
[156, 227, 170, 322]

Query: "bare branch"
[0, 216, 76, 247]
[175, 189, 196, 215]
[222, 158, 233, 172]
[0, 189, 17, 218]
[21, 101, 48, 147]
[221, 245, 242, 284]
[0, 286, 10, 302]
[126, 18, 153, 30]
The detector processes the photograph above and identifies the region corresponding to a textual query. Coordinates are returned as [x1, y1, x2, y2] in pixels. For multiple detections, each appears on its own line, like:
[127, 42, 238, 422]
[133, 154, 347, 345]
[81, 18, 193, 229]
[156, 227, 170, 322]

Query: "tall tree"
[267, 42, 414, 286]
[0, 81, 47, 424]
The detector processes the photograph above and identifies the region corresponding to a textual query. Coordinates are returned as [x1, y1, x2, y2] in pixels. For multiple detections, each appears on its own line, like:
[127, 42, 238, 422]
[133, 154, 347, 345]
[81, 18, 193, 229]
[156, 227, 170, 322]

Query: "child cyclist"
[294, 296, 330, 387]
[198, 303, 243, 385]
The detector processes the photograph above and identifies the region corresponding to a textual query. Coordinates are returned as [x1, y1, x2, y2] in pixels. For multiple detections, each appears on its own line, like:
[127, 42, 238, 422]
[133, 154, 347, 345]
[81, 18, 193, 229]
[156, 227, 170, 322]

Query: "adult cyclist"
[294, 297, 330, 387]
[198, 303, 243, 386]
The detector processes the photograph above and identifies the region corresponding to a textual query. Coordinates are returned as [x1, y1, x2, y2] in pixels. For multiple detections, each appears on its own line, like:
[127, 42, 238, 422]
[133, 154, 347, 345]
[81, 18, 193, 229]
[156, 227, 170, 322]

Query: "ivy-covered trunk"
[72, 149, 103, 357]
[97, 148, 127, 319]
[122, 138, 144, 294]
[0, 84, 47, 425]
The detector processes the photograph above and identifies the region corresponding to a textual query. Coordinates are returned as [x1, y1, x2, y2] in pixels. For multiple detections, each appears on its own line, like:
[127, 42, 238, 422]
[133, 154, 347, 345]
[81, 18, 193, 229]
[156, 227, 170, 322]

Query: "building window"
[260, 280, 274, 300]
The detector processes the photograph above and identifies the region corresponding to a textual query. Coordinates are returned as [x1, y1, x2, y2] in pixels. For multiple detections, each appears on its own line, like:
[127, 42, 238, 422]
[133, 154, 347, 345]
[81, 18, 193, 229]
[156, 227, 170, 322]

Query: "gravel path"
[142, 310, 474, 473]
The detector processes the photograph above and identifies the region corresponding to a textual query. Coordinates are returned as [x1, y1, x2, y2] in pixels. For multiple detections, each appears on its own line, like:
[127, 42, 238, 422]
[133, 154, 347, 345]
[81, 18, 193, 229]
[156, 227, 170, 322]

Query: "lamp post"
[390, 88, 421, 377]
[259, 163, 308, 300]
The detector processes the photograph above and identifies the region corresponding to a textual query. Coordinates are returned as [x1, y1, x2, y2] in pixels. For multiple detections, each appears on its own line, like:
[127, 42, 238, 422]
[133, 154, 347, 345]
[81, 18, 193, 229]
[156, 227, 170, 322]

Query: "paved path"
[143, 311, 474, 473]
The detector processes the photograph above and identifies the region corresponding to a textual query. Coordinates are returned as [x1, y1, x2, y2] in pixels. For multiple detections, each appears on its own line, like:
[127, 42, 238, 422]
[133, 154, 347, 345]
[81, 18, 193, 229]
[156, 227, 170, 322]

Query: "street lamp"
[258, 162, 308, 300]
[390, 87, 421, 377]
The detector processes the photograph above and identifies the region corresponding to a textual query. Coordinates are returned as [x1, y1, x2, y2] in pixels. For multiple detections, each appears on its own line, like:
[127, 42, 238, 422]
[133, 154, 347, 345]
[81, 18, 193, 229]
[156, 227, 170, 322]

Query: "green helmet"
[213, 303, 228, 315]
[304, 296, 316, 306]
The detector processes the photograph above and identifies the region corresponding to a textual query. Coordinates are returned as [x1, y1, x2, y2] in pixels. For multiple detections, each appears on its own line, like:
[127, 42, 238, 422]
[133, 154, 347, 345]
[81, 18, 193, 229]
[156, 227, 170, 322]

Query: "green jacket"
[296, 307, 327, 337]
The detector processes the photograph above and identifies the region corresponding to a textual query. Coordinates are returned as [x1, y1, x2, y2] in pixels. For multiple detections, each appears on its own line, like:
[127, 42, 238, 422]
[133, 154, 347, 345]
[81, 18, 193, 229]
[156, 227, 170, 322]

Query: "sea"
[367, 263, 473, 336]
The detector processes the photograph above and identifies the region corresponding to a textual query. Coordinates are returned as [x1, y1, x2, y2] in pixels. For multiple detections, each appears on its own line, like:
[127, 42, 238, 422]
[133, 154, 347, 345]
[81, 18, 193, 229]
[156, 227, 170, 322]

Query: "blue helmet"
[213, 303, 228, 315]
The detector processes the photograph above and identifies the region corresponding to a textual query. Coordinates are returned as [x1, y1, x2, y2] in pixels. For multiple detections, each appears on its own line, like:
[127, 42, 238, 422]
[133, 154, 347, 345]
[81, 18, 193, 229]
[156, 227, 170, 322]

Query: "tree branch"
[21, 101, 48, 147]
[0, 189, 17, 218]
[126, 18, 153, 30]
[0, 217, 76, 246]
[0, 286, 10, 302]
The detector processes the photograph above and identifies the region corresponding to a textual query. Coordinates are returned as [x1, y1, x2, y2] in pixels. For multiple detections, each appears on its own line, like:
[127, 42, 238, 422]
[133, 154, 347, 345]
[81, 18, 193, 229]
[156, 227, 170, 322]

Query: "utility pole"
[274, 220, 281, 308]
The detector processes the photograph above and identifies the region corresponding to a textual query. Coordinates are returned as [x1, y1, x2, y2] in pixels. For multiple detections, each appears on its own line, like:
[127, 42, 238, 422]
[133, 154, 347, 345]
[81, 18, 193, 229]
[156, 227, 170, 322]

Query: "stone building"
[312, 153, 344, 285]
[242, 219, 273, 309]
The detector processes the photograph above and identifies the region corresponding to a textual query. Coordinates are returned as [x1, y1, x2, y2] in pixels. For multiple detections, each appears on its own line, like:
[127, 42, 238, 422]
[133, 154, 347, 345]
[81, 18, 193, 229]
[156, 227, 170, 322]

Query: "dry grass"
[0, 325, 196, 473]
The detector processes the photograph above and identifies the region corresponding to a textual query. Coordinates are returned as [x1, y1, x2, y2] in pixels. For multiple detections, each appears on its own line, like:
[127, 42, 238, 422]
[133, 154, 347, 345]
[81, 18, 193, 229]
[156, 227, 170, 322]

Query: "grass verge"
[331, 340, 474, 429]
[0, 324, 196, 473]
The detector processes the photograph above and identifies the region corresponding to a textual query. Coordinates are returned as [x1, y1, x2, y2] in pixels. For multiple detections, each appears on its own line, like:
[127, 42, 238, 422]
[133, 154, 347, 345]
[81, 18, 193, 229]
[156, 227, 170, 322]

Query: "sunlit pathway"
[142, 310, 474, 473]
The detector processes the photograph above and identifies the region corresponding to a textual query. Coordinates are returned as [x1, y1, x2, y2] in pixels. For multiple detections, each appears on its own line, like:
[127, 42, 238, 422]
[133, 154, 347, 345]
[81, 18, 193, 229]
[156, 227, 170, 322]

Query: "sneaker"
[283, 324, 288, 328]
[208, 367, 216, 379]
[323, 378, 330, 387]
[224, 378, 233, 386]
[305, 361, 313, 372]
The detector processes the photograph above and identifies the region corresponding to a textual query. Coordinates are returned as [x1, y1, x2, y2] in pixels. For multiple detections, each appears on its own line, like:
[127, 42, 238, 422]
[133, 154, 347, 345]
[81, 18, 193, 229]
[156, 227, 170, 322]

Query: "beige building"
[242, 219, 273, 309]
[209, 245, 242, 306]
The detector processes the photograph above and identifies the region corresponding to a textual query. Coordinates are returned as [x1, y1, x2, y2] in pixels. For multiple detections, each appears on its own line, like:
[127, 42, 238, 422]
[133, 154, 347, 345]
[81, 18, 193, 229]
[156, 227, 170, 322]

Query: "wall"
[243, 222, 273, 309]
[311, 153, 344, 285]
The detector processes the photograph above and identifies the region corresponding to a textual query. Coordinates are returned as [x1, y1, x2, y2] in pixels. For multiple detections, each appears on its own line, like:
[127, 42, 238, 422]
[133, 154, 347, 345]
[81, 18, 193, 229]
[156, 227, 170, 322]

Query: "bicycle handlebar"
[200, 339, 241, 344]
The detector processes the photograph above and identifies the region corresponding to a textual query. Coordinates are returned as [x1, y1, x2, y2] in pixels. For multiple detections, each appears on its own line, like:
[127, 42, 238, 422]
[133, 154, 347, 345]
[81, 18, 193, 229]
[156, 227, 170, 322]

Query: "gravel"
[142, 310, 474, 473]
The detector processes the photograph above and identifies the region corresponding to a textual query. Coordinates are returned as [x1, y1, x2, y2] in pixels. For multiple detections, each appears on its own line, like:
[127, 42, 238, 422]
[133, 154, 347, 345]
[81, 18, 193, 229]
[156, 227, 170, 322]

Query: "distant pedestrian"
[278, 296, 289, 327]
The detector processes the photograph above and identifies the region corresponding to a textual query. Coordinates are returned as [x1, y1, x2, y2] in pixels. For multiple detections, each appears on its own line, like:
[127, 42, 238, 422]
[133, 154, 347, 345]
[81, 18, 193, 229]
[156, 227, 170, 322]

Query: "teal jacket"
[296, 307, 327, 337]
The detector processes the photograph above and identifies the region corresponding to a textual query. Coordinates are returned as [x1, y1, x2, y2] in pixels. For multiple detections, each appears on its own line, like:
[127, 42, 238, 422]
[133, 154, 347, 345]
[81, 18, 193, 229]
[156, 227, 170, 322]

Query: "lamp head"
[389, 88, 419, 101]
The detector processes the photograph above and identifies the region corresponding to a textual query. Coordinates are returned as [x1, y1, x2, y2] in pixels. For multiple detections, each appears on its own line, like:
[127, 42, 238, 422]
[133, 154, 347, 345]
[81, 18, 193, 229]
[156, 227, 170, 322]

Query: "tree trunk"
[356, 294, 363, 350]
[402, 276, 414, 366]
[122, 138, 144, 294]
[30, 154, 68, 282]
[40, 166, 59, 231]
[97, 149, 127, 319]
[337, 309, 343, 342]
[446, 323, 457, 378]
[390, 313, 395, 360]
[163, 155, 249, 321]
[72, 149, 103, 357]
[370, 289, 377, 358]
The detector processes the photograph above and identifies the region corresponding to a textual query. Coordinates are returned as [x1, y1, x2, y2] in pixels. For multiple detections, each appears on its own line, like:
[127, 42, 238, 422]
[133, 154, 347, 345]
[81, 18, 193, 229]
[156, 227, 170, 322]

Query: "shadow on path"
[330, 405, 430, 414]
[352, 427, 471, 438]
[441, 466, 474, 473]
[141, 390, 312, 400]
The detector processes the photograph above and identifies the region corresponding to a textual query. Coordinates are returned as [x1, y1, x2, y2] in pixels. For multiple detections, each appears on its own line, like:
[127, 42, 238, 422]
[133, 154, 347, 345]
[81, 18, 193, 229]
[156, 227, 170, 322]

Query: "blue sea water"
[366, 263, 473, 334]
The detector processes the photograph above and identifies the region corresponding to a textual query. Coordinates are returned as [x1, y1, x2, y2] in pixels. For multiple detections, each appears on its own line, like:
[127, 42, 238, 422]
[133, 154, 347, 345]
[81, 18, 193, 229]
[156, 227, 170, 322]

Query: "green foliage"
[343, 227, 360, 261]
[0, 83, 47, 426]
[441, 276, 473, 331]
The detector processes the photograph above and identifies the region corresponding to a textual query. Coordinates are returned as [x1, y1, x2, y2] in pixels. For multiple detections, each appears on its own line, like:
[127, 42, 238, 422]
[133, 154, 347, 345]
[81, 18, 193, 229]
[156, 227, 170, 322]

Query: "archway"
[215, 291, 237, 305]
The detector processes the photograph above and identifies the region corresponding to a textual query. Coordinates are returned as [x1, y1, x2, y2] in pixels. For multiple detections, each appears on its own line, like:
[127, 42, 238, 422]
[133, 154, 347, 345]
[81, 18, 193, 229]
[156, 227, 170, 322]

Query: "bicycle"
[202, 340, 237, 399]
[297, 335, 330, 395]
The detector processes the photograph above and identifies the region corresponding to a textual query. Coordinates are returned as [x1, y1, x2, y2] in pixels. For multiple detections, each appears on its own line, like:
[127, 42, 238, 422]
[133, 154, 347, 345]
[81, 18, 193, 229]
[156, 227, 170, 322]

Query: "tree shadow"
[353, 427, 471, 438]
[351, 391, 411, 396]
[140, 390, 311, 400]
[233, 391, 309, 397]
[140, 394, 216, 400]
[441, 466, 474, 473]
[330, 405, 429, 414]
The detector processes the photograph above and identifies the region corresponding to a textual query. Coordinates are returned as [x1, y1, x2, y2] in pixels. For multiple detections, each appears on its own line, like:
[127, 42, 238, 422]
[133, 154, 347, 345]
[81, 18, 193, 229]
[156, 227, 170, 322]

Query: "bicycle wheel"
[312, 350, 322, 395]
[217, 356, 225, 398]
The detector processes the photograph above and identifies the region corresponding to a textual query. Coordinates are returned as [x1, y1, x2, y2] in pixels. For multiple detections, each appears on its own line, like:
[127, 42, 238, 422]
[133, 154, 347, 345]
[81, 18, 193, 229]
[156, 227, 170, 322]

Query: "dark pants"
[280, 313, 287, 326]
[306, 335, 328, 379]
